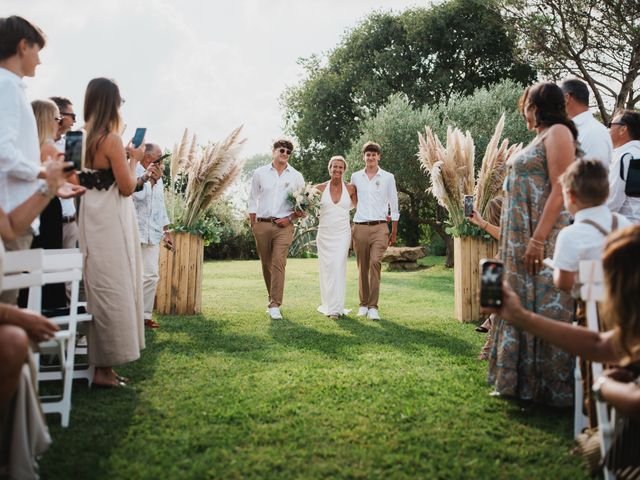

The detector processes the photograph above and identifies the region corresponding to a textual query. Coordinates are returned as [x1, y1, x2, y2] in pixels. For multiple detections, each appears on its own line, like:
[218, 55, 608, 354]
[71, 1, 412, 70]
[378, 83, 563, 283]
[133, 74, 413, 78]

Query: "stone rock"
[387, 261, 422, 272]
[382, 246, 427, 263]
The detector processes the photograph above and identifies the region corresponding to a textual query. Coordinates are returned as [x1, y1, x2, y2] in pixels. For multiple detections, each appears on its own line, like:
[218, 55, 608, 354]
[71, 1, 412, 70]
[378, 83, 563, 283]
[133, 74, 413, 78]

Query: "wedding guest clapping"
[78, 78, 144, 388]
[488, 82, 577, 406]
[314, 156, 357, 320]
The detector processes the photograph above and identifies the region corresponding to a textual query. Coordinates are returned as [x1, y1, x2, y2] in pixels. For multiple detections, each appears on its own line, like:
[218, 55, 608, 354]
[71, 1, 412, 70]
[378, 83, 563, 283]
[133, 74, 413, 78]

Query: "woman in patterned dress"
[488, 82, 578, 406]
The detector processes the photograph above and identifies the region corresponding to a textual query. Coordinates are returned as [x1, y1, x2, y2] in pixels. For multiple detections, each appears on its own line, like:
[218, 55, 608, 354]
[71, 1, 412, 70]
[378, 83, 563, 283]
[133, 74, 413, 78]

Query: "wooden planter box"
[155, 232, 204, 315]
[453, 236, 498, 323]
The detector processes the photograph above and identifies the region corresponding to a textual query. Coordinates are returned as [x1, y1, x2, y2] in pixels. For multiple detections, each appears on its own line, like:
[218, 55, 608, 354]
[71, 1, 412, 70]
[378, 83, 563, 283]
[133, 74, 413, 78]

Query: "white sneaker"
[367, 308, 380, 321]
[268, 307, 283, 320]
[357, 306, 369, 316]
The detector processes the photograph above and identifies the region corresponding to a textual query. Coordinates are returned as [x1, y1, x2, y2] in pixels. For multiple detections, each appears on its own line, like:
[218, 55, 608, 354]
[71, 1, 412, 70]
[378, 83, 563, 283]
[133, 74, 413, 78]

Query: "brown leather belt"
[257, 217, 277, 223]
[354, 220, 387, 225]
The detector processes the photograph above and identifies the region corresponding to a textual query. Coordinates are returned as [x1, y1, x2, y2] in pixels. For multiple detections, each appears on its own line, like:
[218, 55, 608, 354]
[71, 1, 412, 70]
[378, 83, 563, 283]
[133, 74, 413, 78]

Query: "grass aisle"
[41, 257, 586, 479]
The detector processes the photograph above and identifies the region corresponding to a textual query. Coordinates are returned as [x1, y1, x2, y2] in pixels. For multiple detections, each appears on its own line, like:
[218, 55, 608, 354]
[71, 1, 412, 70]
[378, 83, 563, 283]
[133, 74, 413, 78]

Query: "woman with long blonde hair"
[78, 77, 146, 388]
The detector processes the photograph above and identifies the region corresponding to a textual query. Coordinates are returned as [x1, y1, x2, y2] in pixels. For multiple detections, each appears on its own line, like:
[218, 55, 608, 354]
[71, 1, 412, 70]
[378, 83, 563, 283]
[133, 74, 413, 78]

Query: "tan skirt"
[79, 183, 144, 366]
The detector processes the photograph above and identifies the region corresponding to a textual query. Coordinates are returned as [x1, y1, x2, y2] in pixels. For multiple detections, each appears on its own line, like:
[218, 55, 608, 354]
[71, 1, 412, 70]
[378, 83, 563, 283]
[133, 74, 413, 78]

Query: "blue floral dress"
[487, 134, 574, 406]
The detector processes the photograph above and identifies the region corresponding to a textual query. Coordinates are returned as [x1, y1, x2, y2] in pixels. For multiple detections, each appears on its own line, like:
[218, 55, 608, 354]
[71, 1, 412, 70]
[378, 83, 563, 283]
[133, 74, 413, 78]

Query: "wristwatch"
[592, 376, 607, 402]
[36, 181, 52, 197]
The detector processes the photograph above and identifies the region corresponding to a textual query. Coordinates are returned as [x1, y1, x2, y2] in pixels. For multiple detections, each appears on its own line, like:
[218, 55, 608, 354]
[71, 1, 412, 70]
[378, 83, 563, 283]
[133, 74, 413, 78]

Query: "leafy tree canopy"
[500, 0, 640, 123]
[282, 0, 536, 183]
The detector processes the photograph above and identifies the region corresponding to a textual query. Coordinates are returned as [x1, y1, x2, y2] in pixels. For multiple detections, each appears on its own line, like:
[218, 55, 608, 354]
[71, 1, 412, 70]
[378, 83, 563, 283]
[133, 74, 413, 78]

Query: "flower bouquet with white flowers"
[287, 182, 321, 214]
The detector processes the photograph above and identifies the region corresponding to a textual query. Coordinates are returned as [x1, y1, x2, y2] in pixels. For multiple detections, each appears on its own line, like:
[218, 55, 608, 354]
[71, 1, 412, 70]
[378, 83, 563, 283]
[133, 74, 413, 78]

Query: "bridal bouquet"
[287, 182, 320, 214]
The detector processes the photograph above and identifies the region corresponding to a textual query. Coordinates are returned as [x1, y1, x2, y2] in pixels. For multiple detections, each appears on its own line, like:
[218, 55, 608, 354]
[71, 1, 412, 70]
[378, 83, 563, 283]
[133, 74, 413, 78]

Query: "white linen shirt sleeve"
[387, 173, 400, 221]
[607, 154, 628, 213]
[248, 171, 260, 214]
[0, 82, 39, 180]
[552, 227, 580, 272]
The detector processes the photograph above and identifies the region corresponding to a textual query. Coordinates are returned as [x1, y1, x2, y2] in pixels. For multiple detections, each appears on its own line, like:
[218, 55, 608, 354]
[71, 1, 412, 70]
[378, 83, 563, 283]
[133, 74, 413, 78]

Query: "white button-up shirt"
[350, 167, 400, 222]
[133, 163, 170, 245]
[55, 137, 76, 218]
[607, 140, 640, 223]
[0, 67, 41, 233]
[573, 111, 613, 169]
[552, 205, 631, 272]
[248, 162, 305, 218]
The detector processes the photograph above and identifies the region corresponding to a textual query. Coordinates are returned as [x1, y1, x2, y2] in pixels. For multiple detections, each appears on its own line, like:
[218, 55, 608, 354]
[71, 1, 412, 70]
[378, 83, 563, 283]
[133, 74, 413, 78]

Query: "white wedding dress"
[317, 183, 352, 316]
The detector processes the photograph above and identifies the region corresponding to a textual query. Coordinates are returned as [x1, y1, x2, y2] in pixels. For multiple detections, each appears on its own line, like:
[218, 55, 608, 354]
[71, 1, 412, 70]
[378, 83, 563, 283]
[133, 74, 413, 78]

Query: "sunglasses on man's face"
[278, 148, 292, 155]
[61, 112, 76, 121]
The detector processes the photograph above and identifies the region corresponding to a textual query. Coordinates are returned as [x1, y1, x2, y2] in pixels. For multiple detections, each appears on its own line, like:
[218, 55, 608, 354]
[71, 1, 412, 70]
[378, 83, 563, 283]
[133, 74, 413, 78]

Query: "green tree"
[347, 80, 533, 265]
[500, 0, 640, 123]
[282, 0, 535, 183]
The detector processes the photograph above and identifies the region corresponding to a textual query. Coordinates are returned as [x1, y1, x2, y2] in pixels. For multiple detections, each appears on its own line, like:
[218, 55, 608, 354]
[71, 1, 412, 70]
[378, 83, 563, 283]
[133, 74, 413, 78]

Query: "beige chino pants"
[252, 221, 294, 307]
[352, 223, 389, 309]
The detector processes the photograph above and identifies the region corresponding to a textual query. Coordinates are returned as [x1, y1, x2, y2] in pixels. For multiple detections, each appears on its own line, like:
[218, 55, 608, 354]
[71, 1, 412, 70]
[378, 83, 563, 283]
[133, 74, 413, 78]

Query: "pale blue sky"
[5, 0, 425, 157]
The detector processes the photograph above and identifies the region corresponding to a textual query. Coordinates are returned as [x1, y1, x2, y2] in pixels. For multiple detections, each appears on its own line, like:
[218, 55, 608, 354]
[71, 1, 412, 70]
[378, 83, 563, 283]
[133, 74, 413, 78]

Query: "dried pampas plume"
[167, 126, 246, 229]
[418, 115, 520, 233]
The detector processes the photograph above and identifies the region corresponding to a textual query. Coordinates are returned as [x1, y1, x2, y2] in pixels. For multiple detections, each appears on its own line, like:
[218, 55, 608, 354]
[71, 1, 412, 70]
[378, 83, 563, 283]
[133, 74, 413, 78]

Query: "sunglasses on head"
[278, 148, 292, 155]
[608, 120, 625, 128]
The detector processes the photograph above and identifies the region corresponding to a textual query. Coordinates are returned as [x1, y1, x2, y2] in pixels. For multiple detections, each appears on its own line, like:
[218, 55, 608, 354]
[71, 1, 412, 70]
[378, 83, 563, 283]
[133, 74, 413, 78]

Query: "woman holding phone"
[78, 78, 145, 388]
[486, 225, 640, 477]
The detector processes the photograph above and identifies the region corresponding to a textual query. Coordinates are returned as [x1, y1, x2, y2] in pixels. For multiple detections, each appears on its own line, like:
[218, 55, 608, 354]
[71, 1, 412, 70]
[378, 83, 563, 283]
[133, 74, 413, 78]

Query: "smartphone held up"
[132, 127, 146, 148]
[464, 195, 474, 217]
[64, 129, 85, 171]
[479, 259, 504, 308]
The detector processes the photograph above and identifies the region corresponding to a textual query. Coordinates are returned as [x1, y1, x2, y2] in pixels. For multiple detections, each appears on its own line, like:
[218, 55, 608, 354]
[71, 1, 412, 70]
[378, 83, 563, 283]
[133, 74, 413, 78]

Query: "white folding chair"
[579, 259, 616, 480]
[28, 249, 93, 427]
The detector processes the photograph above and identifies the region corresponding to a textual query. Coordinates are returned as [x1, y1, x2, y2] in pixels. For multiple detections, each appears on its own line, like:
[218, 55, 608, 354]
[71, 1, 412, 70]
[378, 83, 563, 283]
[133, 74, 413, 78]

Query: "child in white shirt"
[553, 159, 631, 291]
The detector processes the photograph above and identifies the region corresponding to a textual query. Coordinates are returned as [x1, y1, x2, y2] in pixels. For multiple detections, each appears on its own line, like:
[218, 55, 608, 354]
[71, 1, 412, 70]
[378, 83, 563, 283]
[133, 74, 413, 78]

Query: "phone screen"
[464, 195, 474, 217]
[132, 127, 146, 148]
[64, 130, 84, 171]
[480, 259, 504, 307]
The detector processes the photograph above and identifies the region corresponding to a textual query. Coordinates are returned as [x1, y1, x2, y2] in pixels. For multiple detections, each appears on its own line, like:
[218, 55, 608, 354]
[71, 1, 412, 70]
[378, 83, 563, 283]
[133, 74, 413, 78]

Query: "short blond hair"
[328, 155, 347, 172]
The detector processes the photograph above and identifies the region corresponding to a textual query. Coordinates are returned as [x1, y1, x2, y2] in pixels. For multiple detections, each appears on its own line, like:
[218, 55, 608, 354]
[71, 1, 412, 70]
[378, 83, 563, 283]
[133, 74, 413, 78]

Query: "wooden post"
[454, 236, 498, 322]
[156, 232, 204, 315]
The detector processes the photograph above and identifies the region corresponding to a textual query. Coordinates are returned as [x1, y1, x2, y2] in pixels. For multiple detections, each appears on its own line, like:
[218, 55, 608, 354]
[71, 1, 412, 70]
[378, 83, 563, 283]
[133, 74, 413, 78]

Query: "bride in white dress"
[315, 156, 357, 319]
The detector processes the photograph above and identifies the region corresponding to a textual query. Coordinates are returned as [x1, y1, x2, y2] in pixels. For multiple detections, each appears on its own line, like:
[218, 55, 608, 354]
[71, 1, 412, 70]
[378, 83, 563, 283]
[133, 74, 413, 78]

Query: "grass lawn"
[40, 257, 587, 479]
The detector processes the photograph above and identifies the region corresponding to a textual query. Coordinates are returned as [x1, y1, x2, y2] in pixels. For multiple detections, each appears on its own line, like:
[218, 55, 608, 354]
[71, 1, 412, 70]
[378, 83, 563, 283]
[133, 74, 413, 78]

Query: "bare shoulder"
[346, 182, 356, 194]
[314, 181, 328, 192]
[40, 142, 60, 161]
[545, 123, 574, 145]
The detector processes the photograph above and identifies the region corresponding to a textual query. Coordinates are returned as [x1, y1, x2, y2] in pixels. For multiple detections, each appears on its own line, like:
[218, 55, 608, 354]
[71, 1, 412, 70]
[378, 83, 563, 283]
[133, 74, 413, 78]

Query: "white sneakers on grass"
[356, 306, 380, 320]
[367, 308, 380, 321]
[267, 307, 283, 320]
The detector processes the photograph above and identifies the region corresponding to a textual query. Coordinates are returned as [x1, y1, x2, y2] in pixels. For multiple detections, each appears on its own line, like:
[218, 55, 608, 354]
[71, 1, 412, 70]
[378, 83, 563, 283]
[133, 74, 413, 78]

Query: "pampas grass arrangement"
[166, 126, 246, 230]
[418, 125, 475, 231]
[418, 114, 521, 237]
[473, 114, 522, 220]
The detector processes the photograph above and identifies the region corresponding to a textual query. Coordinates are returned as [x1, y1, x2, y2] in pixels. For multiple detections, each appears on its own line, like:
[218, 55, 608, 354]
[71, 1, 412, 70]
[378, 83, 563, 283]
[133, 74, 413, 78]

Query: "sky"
[5, 0, 427, 158]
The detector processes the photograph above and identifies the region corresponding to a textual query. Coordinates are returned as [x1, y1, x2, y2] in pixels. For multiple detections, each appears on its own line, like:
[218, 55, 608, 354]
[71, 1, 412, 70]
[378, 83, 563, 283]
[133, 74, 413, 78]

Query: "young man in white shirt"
[248, 138, 304, 320]
[350, 141, 399, 320]
[560, 78, 612, 169]
[607, 110, 640, 223]
[0, 16, 47, 303]
[553, 159, 631, 291]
